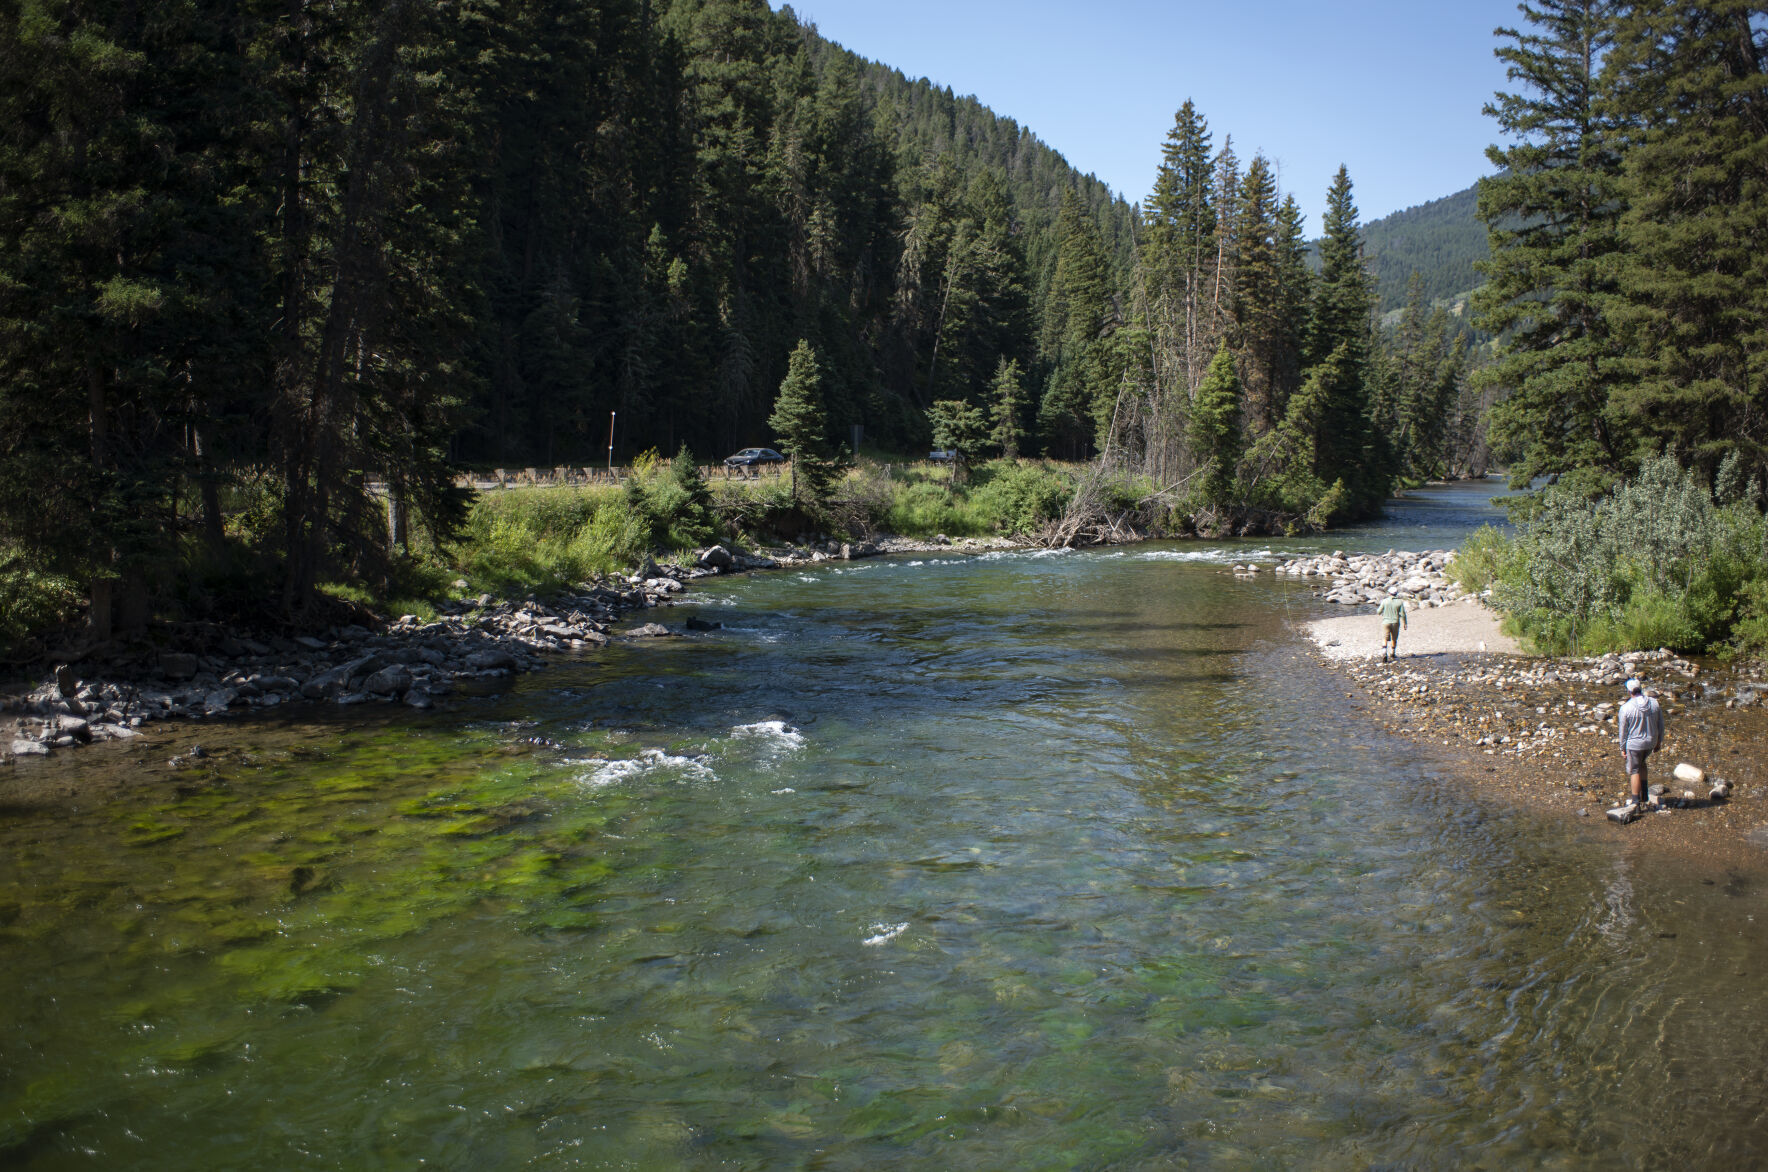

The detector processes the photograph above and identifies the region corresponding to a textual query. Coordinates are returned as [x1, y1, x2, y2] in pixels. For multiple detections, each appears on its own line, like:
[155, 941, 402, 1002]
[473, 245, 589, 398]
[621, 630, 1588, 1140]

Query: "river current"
[4, 481, 1766, 1167]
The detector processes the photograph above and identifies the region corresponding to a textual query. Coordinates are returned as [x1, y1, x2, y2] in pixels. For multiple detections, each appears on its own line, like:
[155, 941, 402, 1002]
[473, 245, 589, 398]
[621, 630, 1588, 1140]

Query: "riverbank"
[0, 533, 1026, 769]
[1298, 595, 1768, 868]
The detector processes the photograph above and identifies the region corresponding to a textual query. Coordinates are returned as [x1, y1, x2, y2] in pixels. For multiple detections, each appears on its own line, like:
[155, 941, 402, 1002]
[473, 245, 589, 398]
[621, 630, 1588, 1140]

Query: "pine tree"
[1602, 0, 1768, 486]
[1143, 100, 1217, 397]
[927, 398, 988, 482]
[769, 339, 835, 503]
[1189, 346, 1244, 511]
[0, 0, 262, 637]
[989, 358, 1032, 459]
[1271, 194, 1313, 421]
[1474, 0, 1626, 493]
[1041, 189, 1114, 451]
[1305, 167, 1382, 511]
[1228, 155, 1284, 433]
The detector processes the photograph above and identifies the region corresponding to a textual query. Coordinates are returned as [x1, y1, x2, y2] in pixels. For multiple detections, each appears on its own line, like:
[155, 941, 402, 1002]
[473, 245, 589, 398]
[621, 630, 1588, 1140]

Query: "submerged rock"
[361, 664, 413, 697]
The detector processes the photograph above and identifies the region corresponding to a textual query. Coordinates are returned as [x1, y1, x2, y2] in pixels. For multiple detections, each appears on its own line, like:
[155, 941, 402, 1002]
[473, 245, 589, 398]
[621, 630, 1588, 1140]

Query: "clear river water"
[4, 481, 1767, 1168]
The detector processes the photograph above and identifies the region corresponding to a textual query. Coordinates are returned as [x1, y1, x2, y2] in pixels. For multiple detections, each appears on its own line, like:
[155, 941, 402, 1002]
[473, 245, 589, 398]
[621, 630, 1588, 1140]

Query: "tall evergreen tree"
[769, 339, 836, 503]
[1474, 0, 1626, 493]
[1305, 166, 1383, 512]
[1602, 0, 1768, 485]
[1228, 155, 1285, 433]
[1189, 346, 1244, 511]
[1143, 100, 1217, 397]
[1270, 194, 1313, 421]
[1040, 189, 1114, 452]
[989, 358, 1032, 459]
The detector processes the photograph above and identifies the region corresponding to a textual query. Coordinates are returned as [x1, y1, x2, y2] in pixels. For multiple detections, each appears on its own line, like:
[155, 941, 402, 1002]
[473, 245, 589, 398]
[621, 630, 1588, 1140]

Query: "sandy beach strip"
[1305, 597, 1524, 661]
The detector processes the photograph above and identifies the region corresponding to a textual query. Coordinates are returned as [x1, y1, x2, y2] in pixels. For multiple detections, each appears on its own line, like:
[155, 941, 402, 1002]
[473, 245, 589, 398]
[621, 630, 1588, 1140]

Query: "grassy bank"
[395, 455, 1082, 603]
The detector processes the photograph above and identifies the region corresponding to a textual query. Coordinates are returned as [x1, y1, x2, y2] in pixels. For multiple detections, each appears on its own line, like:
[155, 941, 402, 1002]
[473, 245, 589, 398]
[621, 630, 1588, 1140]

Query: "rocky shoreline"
[2, 533, 1022, 764]
[1297, 592, 1768, 863]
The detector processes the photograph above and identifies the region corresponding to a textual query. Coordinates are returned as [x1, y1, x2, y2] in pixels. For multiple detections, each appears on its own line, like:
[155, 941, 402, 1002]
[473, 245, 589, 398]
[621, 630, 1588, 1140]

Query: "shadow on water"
[3, 482, 1767, 1167]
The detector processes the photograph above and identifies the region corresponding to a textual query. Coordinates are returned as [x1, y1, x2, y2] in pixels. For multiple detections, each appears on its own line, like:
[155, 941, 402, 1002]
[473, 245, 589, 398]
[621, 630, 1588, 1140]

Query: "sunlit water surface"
[4, 482, 1766, 1168]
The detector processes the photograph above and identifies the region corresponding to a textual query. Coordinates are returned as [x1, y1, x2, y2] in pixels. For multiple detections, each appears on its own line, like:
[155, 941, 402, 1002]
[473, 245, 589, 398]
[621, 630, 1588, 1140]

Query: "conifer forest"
[1, 0, 1764, 641]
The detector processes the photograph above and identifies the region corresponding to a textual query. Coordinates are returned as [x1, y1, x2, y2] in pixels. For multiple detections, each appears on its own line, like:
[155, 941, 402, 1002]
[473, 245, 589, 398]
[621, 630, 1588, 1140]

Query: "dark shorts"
[1625, 748, 1651, 776]
[1383, 621, 1400, 642]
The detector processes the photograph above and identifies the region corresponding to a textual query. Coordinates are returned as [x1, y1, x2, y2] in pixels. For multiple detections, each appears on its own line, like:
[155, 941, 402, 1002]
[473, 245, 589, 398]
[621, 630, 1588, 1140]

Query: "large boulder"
[465, 648, 519, 671]
[301, 654, 385, 699]
[159, 652, 200, 680]
[697, 544, 735, 571]
[362, 664, 414, 697]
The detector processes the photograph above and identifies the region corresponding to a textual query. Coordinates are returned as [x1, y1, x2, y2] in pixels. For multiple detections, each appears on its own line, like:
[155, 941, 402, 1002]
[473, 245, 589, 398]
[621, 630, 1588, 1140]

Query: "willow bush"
[1474, 454, 1768, 656]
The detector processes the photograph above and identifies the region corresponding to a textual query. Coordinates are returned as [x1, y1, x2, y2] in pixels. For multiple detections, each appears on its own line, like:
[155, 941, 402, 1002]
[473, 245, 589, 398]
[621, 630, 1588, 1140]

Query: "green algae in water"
[124, 819, 186, 846]
[8, 497, 1768, 1168]
[215, 942, 364, 1004]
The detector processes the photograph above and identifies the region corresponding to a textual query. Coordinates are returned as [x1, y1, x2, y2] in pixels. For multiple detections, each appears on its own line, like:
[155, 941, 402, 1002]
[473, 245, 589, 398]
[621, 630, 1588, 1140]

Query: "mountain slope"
[1359, 183, 1487, 312]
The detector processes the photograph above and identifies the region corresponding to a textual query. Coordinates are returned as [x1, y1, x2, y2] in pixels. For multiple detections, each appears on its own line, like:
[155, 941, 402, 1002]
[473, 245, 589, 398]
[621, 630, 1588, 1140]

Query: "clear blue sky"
[775, 0, 1523, 233]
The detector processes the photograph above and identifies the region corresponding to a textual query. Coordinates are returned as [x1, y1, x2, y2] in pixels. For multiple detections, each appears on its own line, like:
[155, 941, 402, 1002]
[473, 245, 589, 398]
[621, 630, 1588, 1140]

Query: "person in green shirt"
[1376, 587, 1407, 662]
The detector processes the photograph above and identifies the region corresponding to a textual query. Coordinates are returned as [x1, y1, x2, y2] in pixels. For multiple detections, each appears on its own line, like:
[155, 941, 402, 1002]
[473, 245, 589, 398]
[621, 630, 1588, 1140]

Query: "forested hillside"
[0, 0, 1487, 642]
[1359, 185, 1486, 314]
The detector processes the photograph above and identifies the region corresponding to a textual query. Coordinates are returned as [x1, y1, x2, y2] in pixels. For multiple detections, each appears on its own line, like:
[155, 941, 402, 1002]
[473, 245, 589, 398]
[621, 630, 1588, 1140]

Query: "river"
[4, 480, 1766, 1167]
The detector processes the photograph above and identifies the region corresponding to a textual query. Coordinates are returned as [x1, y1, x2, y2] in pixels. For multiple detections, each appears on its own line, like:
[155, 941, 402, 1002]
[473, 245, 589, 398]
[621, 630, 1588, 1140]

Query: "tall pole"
[607, 411, 616, 477]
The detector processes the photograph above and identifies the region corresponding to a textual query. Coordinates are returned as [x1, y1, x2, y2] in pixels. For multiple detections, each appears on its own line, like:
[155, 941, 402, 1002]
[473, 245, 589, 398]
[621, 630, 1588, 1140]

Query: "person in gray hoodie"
[1617, 676, 1664, 807]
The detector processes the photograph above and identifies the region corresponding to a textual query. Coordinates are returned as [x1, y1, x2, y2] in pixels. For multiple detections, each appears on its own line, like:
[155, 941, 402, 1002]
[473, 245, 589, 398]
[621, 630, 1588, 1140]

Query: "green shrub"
[968, 461, 1074, 535]
[1726, 579, 1768, 658]
[1447, 524, 1514, 595]
[625, 446, 717, 550]
[884, 481, 986, 537]
[454, 487, 647, 593]
[1484, 453, 1768, 655]
[0, 562, 82, 653]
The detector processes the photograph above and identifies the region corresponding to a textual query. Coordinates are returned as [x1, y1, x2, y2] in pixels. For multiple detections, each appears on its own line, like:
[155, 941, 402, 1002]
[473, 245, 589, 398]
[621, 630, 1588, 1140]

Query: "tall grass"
[418, 457, 1082, 602]
[455, 485, 647, 594]
[878, 459, 1076, 537]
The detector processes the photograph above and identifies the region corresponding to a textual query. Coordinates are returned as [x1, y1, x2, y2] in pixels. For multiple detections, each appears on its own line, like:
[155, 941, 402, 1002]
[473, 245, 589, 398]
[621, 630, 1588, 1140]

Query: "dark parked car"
[724, 447, 785, 467]
[928, 449, 957, 463]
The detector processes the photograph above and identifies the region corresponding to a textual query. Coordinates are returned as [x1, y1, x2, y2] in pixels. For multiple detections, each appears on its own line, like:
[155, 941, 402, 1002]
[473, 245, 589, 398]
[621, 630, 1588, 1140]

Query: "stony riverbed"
[0, 534, 1020, 764]
[1321, 640, 1768, 862]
